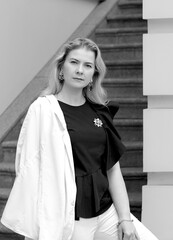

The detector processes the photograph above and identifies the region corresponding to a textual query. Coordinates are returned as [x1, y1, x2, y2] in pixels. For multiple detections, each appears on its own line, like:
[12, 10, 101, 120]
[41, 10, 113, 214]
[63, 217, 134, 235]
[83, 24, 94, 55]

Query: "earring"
[88, 80, 93, 91]
[58, 70, 64, 83]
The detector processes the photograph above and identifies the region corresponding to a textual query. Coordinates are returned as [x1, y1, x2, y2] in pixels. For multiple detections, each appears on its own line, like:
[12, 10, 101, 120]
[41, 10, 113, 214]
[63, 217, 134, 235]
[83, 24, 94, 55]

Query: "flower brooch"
[93, 118, 103, 127]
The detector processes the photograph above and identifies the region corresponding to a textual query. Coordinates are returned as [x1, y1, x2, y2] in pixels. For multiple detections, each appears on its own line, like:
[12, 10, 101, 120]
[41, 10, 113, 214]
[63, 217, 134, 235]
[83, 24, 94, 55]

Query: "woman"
[1, 38, 158, 240]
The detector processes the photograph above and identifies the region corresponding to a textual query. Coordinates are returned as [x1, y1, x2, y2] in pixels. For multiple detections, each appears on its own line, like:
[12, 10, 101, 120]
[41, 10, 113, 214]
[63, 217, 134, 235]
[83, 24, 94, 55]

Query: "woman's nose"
[76, 64, 83, 74]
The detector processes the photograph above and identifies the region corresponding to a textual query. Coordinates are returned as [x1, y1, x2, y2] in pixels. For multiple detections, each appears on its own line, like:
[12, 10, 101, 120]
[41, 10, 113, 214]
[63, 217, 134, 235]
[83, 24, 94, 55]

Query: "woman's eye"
[70, 60, 77, 64]
[86, 64, 92, 68]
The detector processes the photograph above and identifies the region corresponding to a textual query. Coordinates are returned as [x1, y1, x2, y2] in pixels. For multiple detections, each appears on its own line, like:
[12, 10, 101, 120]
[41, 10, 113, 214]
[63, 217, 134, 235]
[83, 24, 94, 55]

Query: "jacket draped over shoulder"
[1, 95, 77, 240]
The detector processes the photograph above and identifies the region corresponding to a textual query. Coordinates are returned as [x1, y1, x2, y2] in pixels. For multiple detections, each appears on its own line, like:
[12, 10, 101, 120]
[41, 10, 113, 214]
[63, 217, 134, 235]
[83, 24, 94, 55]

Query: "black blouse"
[58, 99, 126, 220]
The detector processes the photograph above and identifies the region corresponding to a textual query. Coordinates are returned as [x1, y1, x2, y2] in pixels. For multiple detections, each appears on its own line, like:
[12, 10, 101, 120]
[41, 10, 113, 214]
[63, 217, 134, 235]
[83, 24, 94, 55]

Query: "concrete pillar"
[142, 1, 173, 239]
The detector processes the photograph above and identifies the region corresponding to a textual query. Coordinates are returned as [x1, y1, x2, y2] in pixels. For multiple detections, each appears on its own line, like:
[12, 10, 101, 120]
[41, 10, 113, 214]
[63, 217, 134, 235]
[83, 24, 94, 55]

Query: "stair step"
[1, 141, 17, 163]
[104, 77, 143, 84]
[111, 97, 147, 119]
[0, 188, 10, 200]
[114, 119, 143, 142]
[114, 118, 143, 126]
[128, 191, 142, 220]
[118, 0, 142, 8]
[97, 26, 147, 34]
[0, 188, 10, 217]
[99, 43, 142, 61]
[105, 60, 142, 78]
[95, 26, 147, 44]
[128, 193, 142, 221]
[129, 191, 142, 207]
[109, 13, 143, 20]
[112, 97, 146, 104]
[117, 0, 143, 14]
[121, 141, 143, 167]
[105, 0, 143, 19]
[106, 13, 146, 28]
[103, 77, 143, 98]
[0, 162, 15, 188]
[122, 167, 147, 193]
[122, 167, 145, 177]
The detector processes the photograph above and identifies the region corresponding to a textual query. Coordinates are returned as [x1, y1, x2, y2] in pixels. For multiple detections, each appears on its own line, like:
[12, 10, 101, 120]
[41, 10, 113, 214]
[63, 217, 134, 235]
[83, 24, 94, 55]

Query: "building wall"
[142, 0, 173, 239]
[0, 0, 97, 115]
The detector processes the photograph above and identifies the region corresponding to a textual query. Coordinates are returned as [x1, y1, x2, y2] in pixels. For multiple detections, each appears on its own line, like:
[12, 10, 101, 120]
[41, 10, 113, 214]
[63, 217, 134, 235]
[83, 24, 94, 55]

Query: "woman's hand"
[118, 221, 140, 240]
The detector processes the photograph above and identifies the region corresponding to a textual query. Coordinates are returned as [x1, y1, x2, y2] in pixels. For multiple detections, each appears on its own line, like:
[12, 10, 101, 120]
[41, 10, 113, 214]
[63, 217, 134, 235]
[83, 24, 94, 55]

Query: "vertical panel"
[143, 34, 173, 95]
[142, 186, 173, 240]
[144, 109, 173, 172]
[143, 0, 173, 19]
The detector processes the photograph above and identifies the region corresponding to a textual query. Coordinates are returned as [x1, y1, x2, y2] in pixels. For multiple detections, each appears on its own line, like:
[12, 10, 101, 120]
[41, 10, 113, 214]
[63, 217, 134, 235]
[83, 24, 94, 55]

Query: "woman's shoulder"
[29, 96, 47, 109]
[28, 95, 56, 114]
[31, 94, 57, 106]
[87, 98, 119, 119]
[106, 101, 119, 119]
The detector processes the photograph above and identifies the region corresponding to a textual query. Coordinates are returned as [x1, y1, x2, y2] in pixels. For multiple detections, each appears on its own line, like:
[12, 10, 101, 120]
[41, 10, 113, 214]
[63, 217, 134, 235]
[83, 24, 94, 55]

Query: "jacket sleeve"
[15, 101, 41, 176]
[1, 100, 41, 240]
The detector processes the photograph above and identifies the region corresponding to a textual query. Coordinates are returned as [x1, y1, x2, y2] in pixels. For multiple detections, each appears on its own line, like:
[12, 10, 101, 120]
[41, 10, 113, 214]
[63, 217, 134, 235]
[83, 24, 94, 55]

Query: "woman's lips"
[73, 77, 84, 81]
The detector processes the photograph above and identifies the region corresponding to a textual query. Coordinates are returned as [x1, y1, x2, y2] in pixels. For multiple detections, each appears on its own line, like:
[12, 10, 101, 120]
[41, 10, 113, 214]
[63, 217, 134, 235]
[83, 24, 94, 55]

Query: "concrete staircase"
[90, 0, 147, 221]
[0, 0, 147, 239]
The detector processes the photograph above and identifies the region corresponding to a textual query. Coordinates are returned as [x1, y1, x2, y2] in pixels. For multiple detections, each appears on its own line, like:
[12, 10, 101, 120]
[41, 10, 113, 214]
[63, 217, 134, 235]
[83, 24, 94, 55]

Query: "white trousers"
[71, 204, 159, 240]
[25, 205, 159, 240]
[71, 204, 119, 240]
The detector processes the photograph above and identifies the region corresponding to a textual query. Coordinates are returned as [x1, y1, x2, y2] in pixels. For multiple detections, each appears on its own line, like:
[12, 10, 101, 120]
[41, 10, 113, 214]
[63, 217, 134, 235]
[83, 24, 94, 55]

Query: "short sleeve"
[96, 102, 126, 170]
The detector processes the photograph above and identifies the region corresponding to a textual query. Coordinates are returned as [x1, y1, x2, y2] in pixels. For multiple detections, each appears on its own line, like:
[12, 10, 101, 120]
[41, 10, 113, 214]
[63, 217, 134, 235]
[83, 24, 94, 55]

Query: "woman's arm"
[107, 162, 140, 240]
[107, 161, 130, 220]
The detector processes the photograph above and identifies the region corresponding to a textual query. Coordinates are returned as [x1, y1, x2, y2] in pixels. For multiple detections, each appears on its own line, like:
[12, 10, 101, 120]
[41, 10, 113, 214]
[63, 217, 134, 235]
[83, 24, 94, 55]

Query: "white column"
[142, 1, 173, 239]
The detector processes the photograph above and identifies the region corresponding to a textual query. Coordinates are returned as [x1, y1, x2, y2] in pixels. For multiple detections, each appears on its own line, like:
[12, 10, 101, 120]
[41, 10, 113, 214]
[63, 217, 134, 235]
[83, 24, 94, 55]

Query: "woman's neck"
[56, 88, 86, 106]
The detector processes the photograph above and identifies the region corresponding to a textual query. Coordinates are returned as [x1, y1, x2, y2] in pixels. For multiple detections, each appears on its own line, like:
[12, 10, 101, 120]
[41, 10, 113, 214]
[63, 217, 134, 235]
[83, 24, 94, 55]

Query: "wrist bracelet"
[117, 219, 133, 227]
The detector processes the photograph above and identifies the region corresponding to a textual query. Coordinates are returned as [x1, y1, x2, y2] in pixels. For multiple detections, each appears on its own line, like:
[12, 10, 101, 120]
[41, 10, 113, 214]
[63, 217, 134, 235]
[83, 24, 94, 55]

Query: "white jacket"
[1, 95, 77, 240]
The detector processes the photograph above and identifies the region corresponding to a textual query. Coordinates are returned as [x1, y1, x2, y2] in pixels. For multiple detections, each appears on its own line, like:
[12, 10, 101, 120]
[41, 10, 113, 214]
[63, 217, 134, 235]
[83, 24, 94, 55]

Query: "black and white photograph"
[0, 0, 172, 239]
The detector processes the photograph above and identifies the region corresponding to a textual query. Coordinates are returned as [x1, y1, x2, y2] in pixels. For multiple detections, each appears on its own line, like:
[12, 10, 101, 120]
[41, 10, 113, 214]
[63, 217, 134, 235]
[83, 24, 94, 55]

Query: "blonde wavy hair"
[41, 38, 107, 105]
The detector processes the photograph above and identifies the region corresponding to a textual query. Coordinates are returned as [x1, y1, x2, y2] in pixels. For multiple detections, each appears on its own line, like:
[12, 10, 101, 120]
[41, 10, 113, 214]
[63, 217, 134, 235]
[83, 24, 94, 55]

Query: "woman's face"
[62, 47, 95, 91]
